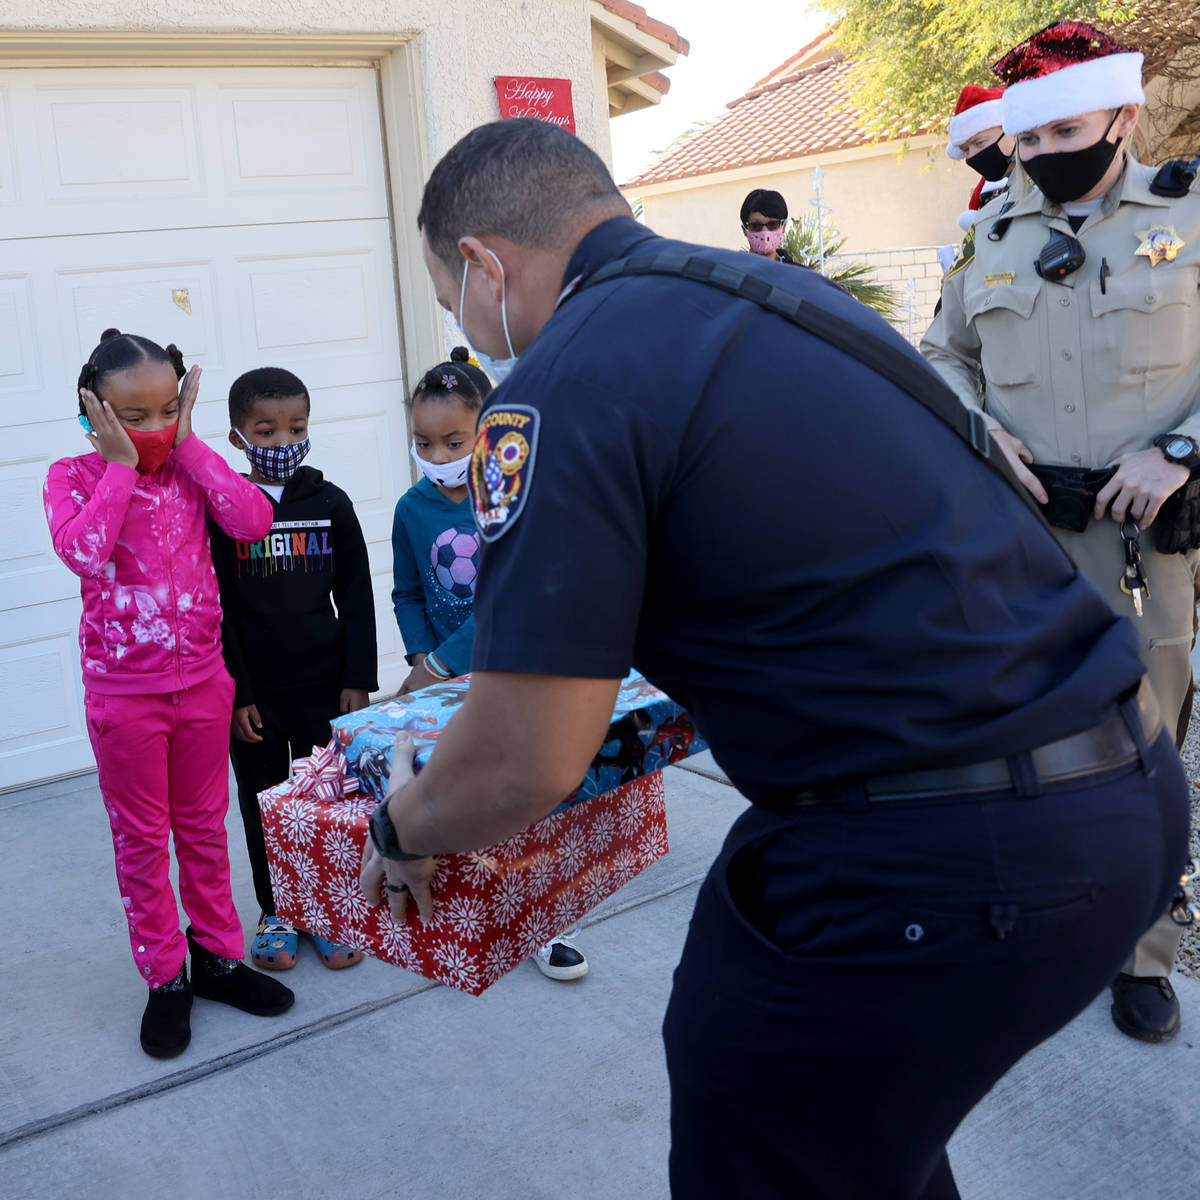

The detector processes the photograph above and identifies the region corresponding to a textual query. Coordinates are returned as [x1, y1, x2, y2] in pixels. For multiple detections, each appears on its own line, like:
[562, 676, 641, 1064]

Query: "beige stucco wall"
[628, 140, 978, 257]
[1, 0, 606, 166]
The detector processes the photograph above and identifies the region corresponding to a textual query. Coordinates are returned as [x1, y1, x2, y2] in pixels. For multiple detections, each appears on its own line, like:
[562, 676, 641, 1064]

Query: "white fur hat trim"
[1001, 53, 1144, 135]
[947, 99, 1006, 159]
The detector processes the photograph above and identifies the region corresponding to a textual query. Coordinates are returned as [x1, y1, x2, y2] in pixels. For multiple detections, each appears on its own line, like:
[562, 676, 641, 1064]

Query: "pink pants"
[85, 668, 244, 988]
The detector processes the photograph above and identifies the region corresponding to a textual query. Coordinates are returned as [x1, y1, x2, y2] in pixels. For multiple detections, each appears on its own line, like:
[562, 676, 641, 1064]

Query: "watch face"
[1168, 437, 1194, 459]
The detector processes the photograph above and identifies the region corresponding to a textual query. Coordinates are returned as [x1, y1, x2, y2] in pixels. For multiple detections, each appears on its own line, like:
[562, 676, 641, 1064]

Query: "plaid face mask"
[234, 429, 311, 483]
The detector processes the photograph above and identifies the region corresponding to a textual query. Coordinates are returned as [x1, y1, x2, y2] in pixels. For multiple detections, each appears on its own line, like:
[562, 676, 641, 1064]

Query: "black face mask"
[965, 140, 1013, 182]
[1021, 112, 1123, 204]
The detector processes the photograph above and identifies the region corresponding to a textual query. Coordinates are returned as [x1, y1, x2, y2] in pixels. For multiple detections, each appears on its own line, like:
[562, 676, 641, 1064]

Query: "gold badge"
[1134, 225, 1185, 267]
[984, 272, 1016, 287]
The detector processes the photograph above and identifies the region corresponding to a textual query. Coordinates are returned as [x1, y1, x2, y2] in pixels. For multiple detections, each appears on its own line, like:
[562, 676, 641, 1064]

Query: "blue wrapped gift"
[330, 671, 708, 811]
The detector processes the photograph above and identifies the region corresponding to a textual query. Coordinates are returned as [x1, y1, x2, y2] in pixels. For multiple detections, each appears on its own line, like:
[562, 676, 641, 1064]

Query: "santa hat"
[946, 86, 1006, 159]
[993, 21, 1144, 136]
[957, 177, 1008, 232]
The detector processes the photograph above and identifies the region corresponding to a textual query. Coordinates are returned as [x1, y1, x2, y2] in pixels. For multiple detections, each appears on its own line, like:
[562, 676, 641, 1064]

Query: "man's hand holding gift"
[360, 732, 438, 922]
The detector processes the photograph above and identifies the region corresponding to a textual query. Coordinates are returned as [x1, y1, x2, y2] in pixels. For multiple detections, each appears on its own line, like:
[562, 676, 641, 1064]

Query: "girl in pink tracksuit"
[44, 329, 294, 1058]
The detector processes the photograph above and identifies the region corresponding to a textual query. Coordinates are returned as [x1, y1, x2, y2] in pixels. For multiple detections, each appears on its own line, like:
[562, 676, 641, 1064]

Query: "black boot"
[140, 966, 193, 1058]
[1110, 973, 1181, 1043]
[187, 927, 294, 1017]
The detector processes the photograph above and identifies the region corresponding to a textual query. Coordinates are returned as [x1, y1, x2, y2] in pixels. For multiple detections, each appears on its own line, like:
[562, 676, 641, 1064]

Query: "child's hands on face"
[232, 703, 263, 743]
[80, 390, 138, 468]
[340, 688, 370, 714]
[174, 365, 202, 447]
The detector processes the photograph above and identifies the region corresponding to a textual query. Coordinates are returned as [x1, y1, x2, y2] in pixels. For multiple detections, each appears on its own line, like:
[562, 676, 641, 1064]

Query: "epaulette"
[945, 225, 976, 279]
[1150, 154, 1200, 198]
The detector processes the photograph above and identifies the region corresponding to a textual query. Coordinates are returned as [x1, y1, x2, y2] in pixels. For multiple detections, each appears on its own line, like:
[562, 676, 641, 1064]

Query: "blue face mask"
[459, 250, 518, 384]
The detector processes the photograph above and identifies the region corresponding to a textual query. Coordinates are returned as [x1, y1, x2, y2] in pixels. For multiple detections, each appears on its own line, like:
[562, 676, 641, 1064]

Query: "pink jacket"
[44, 435, 273, 695]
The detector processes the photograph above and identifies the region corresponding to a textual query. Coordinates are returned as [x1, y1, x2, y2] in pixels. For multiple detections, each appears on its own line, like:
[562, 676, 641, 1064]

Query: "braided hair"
[406, 346, 492, 412]
[77, 328, 186, 415]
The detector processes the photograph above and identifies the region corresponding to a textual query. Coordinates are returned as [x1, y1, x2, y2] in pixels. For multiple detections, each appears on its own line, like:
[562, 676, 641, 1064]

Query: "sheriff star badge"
[1134, 225, 1186, 267]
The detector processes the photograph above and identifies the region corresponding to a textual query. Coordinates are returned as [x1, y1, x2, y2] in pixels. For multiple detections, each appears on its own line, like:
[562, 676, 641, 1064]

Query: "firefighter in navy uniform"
[359, 118, 1188, 1199]
[923, 20, 1200, 1045]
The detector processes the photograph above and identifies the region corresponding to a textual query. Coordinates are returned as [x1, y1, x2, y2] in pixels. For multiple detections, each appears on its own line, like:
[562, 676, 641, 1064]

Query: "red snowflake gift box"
[259, 750, 668, 995]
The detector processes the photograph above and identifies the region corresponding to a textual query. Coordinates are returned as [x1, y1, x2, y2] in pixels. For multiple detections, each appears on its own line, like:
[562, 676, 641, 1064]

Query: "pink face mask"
[745, 226, 785, 256]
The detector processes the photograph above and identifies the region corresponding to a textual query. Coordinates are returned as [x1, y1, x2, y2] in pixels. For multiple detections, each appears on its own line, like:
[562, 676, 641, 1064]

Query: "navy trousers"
[663, 728, 1189, 1199]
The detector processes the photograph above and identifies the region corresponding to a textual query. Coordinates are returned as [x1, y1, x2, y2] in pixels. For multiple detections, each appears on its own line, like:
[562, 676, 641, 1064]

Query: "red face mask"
[126, 422, 178, 474]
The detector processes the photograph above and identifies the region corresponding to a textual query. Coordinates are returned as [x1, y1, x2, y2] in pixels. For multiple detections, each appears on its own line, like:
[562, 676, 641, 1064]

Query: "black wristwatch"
[368, 800, 427, 861]
[1154, 433, 1200, 470]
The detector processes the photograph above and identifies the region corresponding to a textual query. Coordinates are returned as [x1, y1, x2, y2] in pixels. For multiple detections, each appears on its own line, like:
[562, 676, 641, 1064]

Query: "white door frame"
[0, 30, 443, 404]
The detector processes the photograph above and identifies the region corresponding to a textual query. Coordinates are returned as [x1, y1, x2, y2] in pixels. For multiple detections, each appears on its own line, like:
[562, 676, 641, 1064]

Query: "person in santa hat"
[923, 19, 1199, 1046]
[946, 84, 1016, 232]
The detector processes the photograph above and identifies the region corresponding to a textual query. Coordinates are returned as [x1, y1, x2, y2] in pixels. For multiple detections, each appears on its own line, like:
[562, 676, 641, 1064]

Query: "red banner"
[494, 76, 576, 134]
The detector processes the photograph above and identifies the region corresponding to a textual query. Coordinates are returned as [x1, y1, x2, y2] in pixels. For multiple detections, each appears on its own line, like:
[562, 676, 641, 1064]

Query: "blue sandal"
[307, 931, 364, 970]
[251, 914, 299, 971]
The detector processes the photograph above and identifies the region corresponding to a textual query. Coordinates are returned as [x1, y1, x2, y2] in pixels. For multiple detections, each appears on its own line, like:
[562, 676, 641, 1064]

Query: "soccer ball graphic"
[431, 528, 481, 599]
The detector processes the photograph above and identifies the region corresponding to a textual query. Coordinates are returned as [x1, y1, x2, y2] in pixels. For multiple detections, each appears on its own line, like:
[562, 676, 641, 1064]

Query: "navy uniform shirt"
[469, 216, 1145, 802]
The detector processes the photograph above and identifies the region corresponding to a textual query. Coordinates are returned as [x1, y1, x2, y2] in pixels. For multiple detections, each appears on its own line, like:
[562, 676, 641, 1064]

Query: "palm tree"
[780, 216, 899, 320]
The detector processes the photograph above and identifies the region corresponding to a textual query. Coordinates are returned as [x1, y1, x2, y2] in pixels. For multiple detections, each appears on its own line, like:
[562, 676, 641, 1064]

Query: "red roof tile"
[623, 55, 925, 189]
[595, 1, 690, 56]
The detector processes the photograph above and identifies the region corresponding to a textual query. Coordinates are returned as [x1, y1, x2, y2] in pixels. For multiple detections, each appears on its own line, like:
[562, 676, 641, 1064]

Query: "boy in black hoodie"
[211, 367, 378, 972]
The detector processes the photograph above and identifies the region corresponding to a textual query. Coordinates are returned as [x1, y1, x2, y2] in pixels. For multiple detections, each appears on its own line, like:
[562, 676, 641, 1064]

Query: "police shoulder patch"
[945, 225, 976, 279]
[469, 404, 540, 543]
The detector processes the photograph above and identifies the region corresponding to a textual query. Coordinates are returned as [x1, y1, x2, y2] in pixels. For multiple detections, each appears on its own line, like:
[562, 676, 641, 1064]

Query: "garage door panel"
[0, 86, 15, 206]
[0, 275, 39, 394]
[36, 85, 203, 201]
[0, 455, 55, 569]
[243, 254, 375, 357]
[310, 412, 391, 514]
[0, 68, 387, 241]
[223, 86, 377, 197]
[0, 433, 110, 616]
[0, 632, 83, 747]
[232, 230, 401, 390]
[0, 616, 94, 789]
[372, 565, 406, 685]
[61, 262, 222, 377]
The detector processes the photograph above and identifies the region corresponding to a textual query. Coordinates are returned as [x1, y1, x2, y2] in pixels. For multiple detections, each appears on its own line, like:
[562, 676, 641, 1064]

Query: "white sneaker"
[532, 932, 589, 981]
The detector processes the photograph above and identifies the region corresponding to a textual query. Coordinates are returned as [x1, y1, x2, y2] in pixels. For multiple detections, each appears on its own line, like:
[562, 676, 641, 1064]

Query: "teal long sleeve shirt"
[390, 478, 479, 677]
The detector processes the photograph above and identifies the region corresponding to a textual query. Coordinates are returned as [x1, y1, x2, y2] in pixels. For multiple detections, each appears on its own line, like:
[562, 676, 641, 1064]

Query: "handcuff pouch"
[1029, 464, 1115, 532]
[1154, 473, 1200, 553]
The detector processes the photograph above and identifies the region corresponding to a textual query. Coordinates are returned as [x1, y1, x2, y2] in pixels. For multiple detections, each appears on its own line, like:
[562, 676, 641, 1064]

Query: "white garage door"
[0, 66, 411, 791]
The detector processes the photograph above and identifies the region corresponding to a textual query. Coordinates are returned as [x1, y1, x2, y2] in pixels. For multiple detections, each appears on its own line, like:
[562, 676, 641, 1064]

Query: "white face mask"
[410, 440, 471, 488]
[458, 250, 518, 384]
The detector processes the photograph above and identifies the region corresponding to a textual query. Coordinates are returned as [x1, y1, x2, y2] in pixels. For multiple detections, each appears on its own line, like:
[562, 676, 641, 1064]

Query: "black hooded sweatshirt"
[210, 466, 378, 709]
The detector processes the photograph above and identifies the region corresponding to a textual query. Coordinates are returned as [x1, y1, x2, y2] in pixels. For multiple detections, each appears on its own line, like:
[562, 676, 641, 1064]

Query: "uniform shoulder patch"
[945, 225, 976, 279]
[469, 404, 540, 543]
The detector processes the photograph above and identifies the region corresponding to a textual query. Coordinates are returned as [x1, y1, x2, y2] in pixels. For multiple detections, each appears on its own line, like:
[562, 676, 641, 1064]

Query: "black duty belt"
[782, 678, 1160, 808]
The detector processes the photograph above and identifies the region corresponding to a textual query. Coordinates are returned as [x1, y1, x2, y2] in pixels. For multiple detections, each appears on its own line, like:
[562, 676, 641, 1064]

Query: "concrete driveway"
[1, 756, 1196, 1200]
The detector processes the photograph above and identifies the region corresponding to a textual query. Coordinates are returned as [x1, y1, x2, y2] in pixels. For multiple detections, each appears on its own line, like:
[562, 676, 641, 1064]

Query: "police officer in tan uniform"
[923, 20, 1200, 1043]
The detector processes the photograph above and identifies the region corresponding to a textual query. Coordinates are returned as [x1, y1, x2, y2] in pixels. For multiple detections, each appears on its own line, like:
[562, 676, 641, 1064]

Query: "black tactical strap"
[574, 250, 1055, 533]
